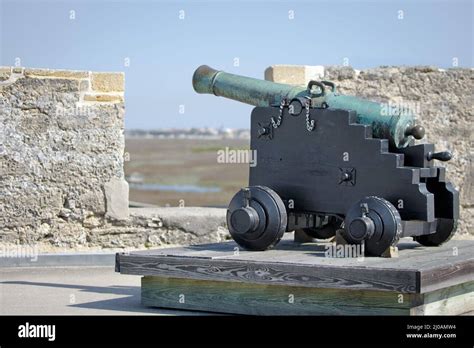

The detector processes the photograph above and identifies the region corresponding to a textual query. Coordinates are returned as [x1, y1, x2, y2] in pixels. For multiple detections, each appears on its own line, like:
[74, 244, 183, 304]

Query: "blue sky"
[1, 0, 472, 129]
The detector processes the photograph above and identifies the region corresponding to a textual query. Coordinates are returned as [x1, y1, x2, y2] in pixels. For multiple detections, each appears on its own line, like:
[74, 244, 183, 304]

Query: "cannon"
[193, 65, 459, 256]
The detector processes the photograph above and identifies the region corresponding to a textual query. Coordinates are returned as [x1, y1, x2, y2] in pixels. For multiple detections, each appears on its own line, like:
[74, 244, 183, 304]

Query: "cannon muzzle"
[192, 65, 220, 95]
[193, 65, 306, 107]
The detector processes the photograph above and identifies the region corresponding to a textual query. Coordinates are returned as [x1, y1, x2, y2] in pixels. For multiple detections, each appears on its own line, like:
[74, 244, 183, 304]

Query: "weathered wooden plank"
[420, 259, 474, 293]
[116, 238, 474, 295]
[126, 237, 472, 267]
[119, 254, 418, 292]
[274, 239, 473, 269]
[411, 281, 474, 315]
[141, 276, 416, 315]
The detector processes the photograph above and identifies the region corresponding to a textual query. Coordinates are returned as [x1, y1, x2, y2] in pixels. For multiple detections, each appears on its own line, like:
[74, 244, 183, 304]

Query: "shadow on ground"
[0, 280, 185, 314]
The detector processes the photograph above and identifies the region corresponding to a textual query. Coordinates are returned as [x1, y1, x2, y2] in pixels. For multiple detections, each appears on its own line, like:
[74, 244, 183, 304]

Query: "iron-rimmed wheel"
[414, 218, 457, 246]
[343, 196, 402, 256]
[227, 186, 287, 251]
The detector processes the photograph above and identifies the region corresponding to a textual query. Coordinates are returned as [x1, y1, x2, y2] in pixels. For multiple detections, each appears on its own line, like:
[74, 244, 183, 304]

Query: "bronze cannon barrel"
[192, 65, 424, 148]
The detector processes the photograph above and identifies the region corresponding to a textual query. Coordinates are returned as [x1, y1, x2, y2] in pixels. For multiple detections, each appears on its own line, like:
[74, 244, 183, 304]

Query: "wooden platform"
[116, 236, 474, 315]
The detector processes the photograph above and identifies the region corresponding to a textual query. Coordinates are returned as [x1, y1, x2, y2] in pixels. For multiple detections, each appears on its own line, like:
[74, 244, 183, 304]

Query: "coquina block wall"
[0, 67, 129, 249]
[266, 65, 473, 238]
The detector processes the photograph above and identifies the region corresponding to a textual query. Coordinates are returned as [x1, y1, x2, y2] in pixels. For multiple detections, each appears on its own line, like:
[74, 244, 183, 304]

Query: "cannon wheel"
[414, 218, 458, 246]
[343, 196, 402, 256]
[303, 216, 341, 239]
[227, 186, 287, 251]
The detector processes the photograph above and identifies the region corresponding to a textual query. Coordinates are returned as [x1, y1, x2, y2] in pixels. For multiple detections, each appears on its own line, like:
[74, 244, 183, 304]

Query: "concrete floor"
[0, 266, 206, 315]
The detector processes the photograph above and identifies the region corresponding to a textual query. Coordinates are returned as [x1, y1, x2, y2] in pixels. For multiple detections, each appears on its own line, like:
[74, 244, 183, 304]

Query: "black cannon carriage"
[193, 65, 459, 256]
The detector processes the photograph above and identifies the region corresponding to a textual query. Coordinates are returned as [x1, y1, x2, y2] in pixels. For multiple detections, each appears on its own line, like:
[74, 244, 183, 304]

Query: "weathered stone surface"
[264, 65, 324, 86]
[83, 93, 124, 103]
[91, 72, 125, 92]
[24, 68, 89, 79]
[104, 178, 130, 220]
[0, 67, 12, 81]
[267, 65, 474, 238]
[12, 67, 24, 74]
[85, 207, 229, 249]
[113, 207, 227, 248]
[462, 154, 474, 206]
[0, 67, 127, 247]
[133, 207, 227, 237]
[0, 207, 229, 252]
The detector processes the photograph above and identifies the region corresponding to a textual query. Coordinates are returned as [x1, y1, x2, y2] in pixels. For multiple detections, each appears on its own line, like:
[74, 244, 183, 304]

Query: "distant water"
[129, 182, 221, 193]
